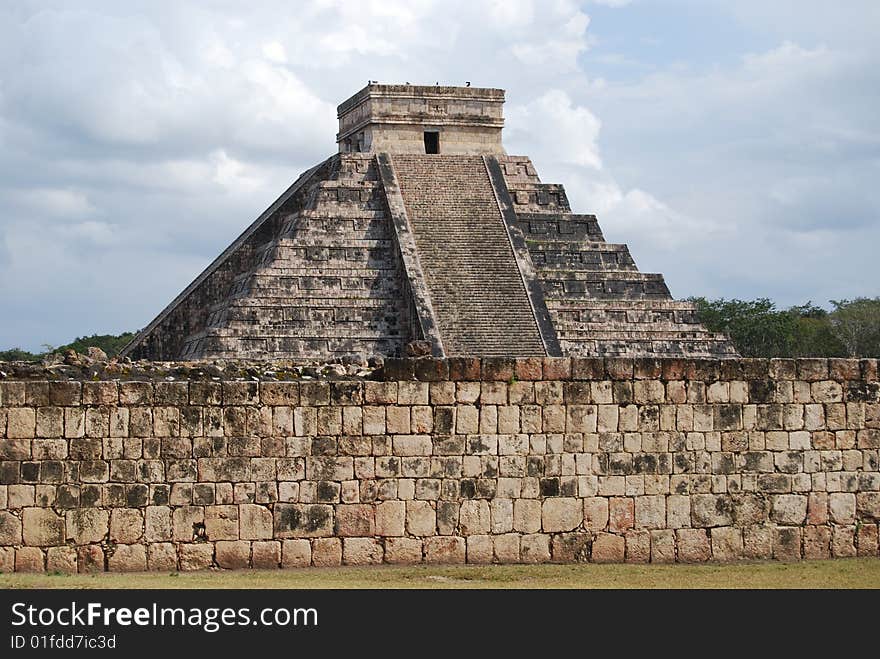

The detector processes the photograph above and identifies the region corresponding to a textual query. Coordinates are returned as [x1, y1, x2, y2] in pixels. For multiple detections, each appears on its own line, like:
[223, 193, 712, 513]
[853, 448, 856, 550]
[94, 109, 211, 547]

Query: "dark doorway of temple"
[424, 130, 439, 154]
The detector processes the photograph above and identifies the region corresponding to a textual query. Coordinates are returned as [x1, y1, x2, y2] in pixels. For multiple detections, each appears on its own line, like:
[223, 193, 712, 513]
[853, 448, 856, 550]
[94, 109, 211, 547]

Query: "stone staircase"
[391, 155, 547, 356]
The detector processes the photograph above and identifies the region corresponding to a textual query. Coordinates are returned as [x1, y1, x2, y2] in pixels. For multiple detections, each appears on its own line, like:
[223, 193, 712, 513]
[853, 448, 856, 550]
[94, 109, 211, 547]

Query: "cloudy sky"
[1, 0, 878, 352]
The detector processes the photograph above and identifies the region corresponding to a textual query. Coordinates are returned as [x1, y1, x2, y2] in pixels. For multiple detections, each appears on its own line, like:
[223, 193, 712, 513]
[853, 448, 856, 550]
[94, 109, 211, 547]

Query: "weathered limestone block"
[645, 529, 672, 563]
[145, 506, 172, 543]
[46, 546, 78, 573]
[514, 499, 541, 533]
[172, 506, 204, 542]
[676, 528, 711, 562]
[551, 532, 590, 563]
[710, 527, 743, 561]
[770, 495, 808, 525]
[832, 526, 857, 558]
[772, 527, 802, 560]
[804, 526, 832, 559]
[109, 509, 143, 544]
[520, 533, 551, 563]
[108, 544, 147, 572]
[216, 541, 251, 569]
[384, 537, 424, 564]
[424, 536, 466, 564]
[375, 501, 405, 536]
[343, 537, 383, 565]
[281, 539, 311, 567]
[459, 499, 491, 535]
[541, 497, 581, 532]
[147, 543, 178, 571]
[15, 547, 45, 572]
[829, 493, 856, 524]
[22, 508, 64, 546]
[239, 504, 273, 540]
[608, 498, 634, 533]
[634, 495, 666, 529]
[465, 535, 493, 563]
[7, 408, 35, 438]
[179, 543, 214, 571]
[856, 524, 879, 557]
[274, 504, 334, 538]
[0, 511, 23, 545]
[691, 494, 733, 528]
[583, 497, 609, 531]
[335, 504, 375, 537]
[591, 533, 625, 563]
[624, 530, 651, 563]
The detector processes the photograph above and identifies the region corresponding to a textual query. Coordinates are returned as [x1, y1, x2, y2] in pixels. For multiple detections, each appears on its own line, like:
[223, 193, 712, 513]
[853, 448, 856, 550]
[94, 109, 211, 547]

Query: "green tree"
[788, 303, 846, 357]
[690, 297, 799, 357]
[0, 348, 41, 362]
[829, 298, 880, 357]
[0, 332, 136, 362]
[690, 297, 854, 357]
[54, 333, 136, 358]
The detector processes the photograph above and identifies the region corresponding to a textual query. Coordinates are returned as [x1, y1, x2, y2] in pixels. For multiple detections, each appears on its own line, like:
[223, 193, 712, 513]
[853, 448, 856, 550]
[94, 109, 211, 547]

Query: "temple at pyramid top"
[121, 83, 736, 361]
[336, 84, 506, 155]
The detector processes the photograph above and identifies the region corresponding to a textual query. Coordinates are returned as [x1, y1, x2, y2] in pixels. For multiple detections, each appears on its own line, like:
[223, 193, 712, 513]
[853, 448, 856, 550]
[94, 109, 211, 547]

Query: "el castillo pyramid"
[122, 84, 736, 360]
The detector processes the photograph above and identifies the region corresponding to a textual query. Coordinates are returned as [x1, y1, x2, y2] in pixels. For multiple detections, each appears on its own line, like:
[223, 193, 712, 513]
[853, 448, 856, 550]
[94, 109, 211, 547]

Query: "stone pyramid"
[122, 84, 736, 360]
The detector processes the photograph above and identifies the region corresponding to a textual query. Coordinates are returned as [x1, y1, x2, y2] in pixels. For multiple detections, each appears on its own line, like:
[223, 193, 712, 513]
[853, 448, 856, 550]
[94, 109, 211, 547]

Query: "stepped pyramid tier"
[122, 84, 736, 360]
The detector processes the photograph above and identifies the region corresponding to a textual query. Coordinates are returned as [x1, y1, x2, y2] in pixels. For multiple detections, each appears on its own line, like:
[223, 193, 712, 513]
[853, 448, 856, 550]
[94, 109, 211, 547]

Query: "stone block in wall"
[147, 543, 178, 571]
[770, 495, 807, 525]
[0, 511, 22, 545]
[542, 498, 581, 532]
[448, 358, 481, 381]
[343, 537, 383, 565]
[548, 533, 588, 563]
[624, 530, 650, 563]
[856, 524, 879, 556]
[15, 547, 45, 572]
[608, 498, 634, 533]
[465, 535, 493, 564]
[252, 541, 281, 568]
[772, 527, 802, 560]
[856, 492, 880, 520]
[385, 537, 423, 564]
[108, 544, 147, 572]
[520, 533, 551, 563]
[515, 358, 543, 381]
[803, 526, 832, 559]
[179, 543, 214, 571]
[46, 546, 77, 573]
[709, 527, 743, 561]
[591, 532, 625, 563]
[424, 536, 465, 564]
[311, 538, 342, 567]
[482, 358, 515, 382]
[274, 504, 334, 538]
[240, 504, 273, 540]
[281, 539, 312, 567]
[119, 382, 153, 405]
[634, 495, 666, 529]
[22, 508, 64, 546]
[676, 528, 711, 562]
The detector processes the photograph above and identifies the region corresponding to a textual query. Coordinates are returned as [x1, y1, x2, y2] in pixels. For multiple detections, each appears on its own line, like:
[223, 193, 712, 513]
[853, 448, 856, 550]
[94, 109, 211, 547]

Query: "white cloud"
[507, 90, 603, 169]
[261, 41, 287, 64]
[9, 188, 95, 219]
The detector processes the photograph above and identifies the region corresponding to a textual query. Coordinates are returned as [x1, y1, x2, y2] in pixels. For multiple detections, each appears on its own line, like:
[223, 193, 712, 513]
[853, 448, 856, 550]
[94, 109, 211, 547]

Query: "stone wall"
[0, 357, 878, 572]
